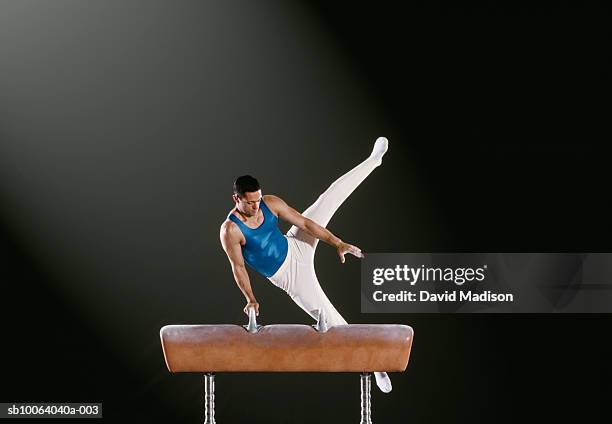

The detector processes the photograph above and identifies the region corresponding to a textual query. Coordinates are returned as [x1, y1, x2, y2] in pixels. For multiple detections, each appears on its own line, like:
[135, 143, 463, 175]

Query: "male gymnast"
[220, 137, 392, 392]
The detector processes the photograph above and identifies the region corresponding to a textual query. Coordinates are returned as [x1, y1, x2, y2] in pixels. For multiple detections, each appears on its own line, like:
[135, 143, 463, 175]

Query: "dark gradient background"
[1, 1, 610, 423]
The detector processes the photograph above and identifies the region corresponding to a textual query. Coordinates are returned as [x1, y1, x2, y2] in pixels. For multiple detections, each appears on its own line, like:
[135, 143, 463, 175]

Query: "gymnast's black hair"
[233, 175, 260, 197]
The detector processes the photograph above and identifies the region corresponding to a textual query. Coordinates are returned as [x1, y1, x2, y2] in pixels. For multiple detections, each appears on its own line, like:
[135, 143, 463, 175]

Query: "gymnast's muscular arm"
[220, 220, 259, 316]
[263, 194, 364, 263]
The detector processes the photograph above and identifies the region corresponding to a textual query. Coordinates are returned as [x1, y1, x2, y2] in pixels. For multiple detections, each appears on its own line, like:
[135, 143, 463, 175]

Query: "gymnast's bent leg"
[281, 137, 392, 393]
[271, 245, 348, 326]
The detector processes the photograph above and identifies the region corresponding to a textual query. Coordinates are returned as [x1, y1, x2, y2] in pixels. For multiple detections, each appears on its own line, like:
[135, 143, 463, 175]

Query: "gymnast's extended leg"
[286, 137, 388, 248]
[282, 137, 393, 393]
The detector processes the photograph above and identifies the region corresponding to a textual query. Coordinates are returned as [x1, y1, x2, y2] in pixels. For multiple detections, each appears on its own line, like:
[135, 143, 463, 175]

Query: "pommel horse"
[160, 308, 414, 423]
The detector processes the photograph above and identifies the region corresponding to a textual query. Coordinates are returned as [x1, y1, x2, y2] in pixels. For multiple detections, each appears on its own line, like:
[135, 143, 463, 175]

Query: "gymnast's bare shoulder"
[262, 194, 296, 218]
[220, 215, 245, 247]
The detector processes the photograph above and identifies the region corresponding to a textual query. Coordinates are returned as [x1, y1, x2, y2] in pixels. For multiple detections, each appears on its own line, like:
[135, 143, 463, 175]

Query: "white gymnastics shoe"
[370, 137, 389, 164]
[374, 371, 392, 393]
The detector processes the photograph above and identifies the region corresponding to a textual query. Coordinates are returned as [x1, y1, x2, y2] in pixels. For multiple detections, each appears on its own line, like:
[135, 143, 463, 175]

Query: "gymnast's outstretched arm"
[264, 195, 364, 263]
[220, 220, 260, 316]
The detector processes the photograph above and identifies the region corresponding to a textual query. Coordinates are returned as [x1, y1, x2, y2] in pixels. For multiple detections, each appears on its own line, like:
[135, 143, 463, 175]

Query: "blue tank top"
[228, 200, 288, 277]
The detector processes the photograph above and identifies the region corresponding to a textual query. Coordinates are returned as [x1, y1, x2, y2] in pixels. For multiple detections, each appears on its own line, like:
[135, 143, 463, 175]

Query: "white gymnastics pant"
[268, 154, 381, 326]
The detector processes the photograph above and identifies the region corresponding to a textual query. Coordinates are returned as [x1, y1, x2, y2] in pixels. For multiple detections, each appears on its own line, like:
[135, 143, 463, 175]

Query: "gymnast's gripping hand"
[336, 241, 364, 264]
[244, 301, 259, 316]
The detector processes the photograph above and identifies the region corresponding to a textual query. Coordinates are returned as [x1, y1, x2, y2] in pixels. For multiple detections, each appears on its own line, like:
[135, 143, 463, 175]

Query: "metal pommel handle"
[312, 308, 329, 332]
[243, 306, 262, 333]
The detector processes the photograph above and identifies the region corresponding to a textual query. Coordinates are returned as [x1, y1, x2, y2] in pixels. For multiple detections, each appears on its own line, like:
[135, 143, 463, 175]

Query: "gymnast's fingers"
[349, 245, 364, 259]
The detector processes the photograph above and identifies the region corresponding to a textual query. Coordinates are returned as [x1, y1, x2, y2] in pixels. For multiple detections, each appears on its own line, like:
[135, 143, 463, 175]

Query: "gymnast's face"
[234, 190, 263, 217]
